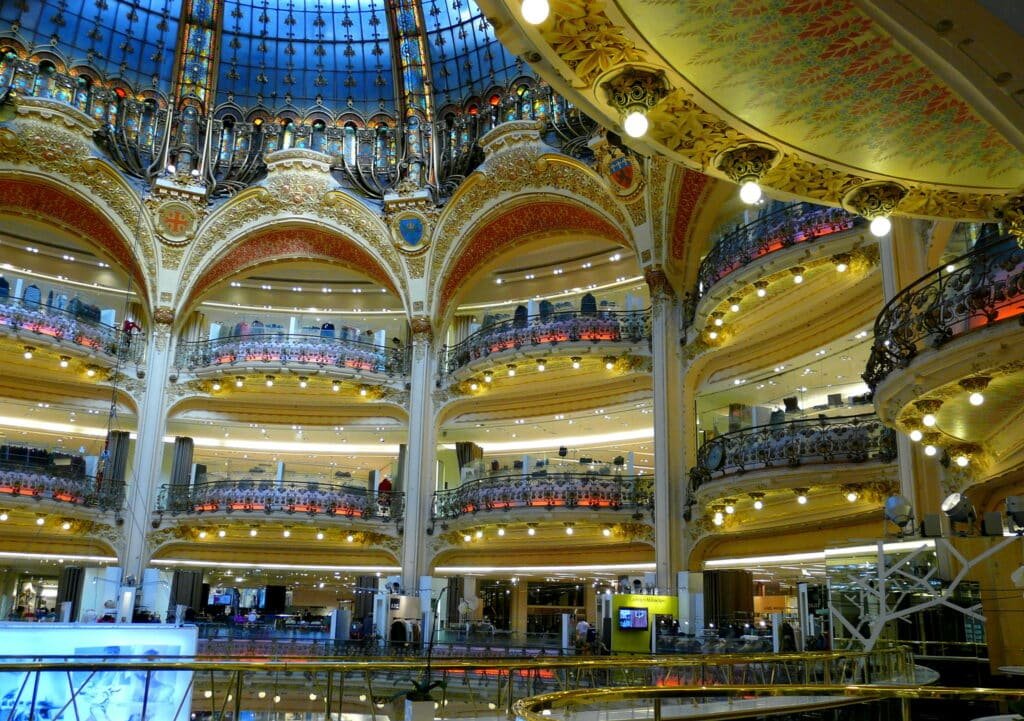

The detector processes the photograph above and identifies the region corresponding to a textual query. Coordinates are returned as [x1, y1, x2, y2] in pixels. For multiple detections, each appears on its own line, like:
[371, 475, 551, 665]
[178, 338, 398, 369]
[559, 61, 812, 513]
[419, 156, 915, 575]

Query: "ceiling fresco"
[622, 0, 1024, 189]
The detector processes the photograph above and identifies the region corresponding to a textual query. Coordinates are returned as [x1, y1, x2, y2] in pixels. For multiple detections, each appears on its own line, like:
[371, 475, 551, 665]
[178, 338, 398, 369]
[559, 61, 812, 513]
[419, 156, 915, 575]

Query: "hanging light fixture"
[959, 377, 990, 406]
[602, 67, 669, 139]
[794, 488, 809, 505]
[235, 376, 244, 388]
[59, 356, 70, 368]
[507, 364, 517, 377]
[715, 143, 779, 206]
[749, 492, 765, 511]
[843, 181, 907, 237]
[520, 0, 550, 24]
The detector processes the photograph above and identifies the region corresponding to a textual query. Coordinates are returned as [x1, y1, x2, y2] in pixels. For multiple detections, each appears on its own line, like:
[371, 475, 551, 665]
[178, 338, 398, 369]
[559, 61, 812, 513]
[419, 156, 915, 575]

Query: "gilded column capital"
[410, 315, 433, 343]
[644, 266, 674, 301]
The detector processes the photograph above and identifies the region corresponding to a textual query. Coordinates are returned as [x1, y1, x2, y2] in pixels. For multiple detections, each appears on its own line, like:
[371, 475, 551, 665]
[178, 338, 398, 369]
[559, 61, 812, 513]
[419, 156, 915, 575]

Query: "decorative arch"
[178, 223, 403, 318]
[0, 175, 152, 308]
[435, 197, 629, 320]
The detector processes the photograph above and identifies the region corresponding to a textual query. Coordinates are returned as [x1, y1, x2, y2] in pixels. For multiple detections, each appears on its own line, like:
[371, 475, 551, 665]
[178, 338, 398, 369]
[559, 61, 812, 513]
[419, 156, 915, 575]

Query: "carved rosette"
[843, 181, 908, 219]
[714, 143, 779, 184]
[601, 67, 670, 117]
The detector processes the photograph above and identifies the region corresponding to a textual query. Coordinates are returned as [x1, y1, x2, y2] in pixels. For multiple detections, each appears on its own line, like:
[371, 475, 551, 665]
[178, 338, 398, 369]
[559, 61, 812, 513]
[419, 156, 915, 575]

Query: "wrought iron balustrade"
[0, 459, 123, 510]
[174, 332, 408, 376]
[440, 309, 651, 376]
[0, 295, 141, 363]
[864, 232, 1023, 389]
[157, 479, 403, 522]
[689, 203, 861, 321]
[431, 471, 653, 522]
[691, 413, 896, 486]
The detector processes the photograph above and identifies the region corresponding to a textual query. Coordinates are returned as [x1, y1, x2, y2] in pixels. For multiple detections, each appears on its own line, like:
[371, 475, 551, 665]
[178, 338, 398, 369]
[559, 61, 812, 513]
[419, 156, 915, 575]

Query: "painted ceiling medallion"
[153, 200, 199, 244]
[843, 182, 908, 219]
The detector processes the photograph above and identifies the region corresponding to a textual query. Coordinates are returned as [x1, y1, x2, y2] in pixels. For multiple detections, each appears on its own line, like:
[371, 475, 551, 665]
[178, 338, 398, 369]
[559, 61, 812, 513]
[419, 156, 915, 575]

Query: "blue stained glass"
[0, 0, 178, 93]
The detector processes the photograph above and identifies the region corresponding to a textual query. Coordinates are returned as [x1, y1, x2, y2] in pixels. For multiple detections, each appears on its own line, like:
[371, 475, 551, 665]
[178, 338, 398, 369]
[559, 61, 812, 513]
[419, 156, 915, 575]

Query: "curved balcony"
[864, 232, 1023, 389]
[431, 471, 653, 523]
[0, 296, 141, 364]
[688, 203, 861, 321]
[440, 309, 651, 376]
[691, 413, 897, 488]
[174, 333, 408, 377]
[157, 480, 403, 522]
[0, 459, 123, 511]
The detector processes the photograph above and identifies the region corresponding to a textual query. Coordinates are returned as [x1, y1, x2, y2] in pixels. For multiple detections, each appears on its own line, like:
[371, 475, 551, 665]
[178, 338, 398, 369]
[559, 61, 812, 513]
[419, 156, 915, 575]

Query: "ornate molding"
[714, 143, 779, 185]
[843, 182, 908, 219]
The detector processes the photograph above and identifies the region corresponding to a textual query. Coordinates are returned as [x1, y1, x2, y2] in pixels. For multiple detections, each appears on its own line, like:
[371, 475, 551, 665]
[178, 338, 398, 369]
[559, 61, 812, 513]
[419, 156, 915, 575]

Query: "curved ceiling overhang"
[178, 224, 402, 320]
[481, 0, 1024, 220]
[0, 175, 151, 308]
[437, 198, 630, 319]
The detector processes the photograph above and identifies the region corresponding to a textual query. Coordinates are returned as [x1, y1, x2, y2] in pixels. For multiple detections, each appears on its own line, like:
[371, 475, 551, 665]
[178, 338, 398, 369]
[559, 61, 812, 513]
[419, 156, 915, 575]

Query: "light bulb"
[571, 358, 581, 369]
[198, 530, 207, 539]
[713, 317, 723, 327]
[35, 515, 45, 526]
[909, 429, 923, 442]
[235, 377, 244, 388]
[712, 513, 724, 526]
[316, 530, 324, 540]
[507, 365, 516, 376]
[211, 381, 221, 391]
[793, 273, 804, 284]
[359, 386, 368, 396]
[483, 372, 493, 383]
[497, 526, 505, 536]
[605, 359, 615, 370]
[955, 455, 969, 467]
[470, 381, 479, 391]
[846, 491, 858, 503]
[622, 110, 648, 138]
[922, 413, 936, 427]
[729, 302, 740, 313]
[61, 520, 71, 530]
[282, 528, 291, 538]
[739, 180, 762, 205]
[22, 349, 32, 360]
[869, 215, 891, 237]
[527, 526, 536, 536]
[299, 378, 308, 389]
[332, 381, 340, 392]
[475, 528, 483, 539]
[724, 503, 735, 514]
[59, 357, 69, 368]
[258, 692, 266, 699]
[0, 511, 8, 521]
[752, 499, 763, 511]
[346, 534, 354, 542]
[86, 367, 97, 377]
[520, 0, 550, 24]
[756, 286, 767, 297]
[463, 534, 472, 542]
[602, 527, 611, 537]
[273, 695, 281, 704]
[835, 262, 848, 273]
[924, 445, 937, 457]
[708, 330, 718, 340]
[565, 525, 574, 535]
[249, 527, 258, 537]
[217, 528, 226, 538]
[797, 494, 807, 505]
[536, 361, 546, 371]
[265, 376, 274, 387]
[969, 392, 984, 406]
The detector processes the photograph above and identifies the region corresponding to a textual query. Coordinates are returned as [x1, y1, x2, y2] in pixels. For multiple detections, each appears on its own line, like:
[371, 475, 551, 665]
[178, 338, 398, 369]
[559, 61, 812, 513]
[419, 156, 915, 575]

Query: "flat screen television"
[617, 607, 648, 630]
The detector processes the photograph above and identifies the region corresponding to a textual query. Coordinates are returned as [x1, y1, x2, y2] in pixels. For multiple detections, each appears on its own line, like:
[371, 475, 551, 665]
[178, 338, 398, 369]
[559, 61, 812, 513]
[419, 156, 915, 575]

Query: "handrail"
[0, 295, 141, 363]
[440, 308, 651, 376]
[432, 471, 652, 521]
[691, 412, 897, 486]
[0, 459, 123, 510]
[157, 479, 404, 521]
[173, 332, 409, 376]
[864, 231, 1023, 389]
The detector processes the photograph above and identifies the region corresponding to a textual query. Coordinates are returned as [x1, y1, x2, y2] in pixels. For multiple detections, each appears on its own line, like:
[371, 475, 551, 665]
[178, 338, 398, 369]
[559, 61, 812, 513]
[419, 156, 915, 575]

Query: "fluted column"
[400, 316, 438, 591]
[646, 267, 688, 589]
[117, 308, 176, 619]
[878, 218, 944, 520]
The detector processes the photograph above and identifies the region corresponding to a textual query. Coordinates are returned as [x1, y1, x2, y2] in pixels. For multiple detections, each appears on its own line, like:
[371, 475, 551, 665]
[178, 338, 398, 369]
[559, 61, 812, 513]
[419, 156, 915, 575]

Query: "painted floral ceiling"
[622, 0, 1024, 189]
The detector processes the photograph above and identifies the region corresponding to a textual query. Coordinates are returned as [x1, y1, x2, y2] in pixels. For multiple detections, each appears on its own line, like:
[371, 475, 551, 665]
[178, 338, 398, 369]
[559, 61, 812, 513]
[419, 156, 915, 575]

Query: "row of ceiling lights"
[494, 253, 624, 285]
[466, 355, 620, 390]
[196, 526, 361, 542]
[212, 375, 373, 394]
[905, 378, 990, 465]
[0, 509, 75, 529]
[20, 347, 100, 375]
[460, 521, 615, 542]
[711, 483, 883, 526]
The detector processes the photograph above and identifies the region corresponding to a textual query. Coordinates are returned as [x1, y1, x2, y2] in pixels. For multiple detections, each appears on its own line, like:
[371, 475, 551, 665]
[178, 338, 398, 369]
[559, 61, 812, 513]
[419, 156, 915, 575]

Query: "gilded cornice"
[0, 116, 158, 298]
[517, 0, 1011, 220]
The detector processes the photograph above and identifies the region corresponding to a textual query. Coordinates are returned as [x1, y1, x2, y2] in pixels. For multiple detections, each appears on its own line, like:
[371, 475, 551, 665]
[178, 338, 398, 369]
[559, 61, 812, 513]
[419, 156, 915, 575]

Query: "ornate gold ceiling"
[483, 0, 1024, 220]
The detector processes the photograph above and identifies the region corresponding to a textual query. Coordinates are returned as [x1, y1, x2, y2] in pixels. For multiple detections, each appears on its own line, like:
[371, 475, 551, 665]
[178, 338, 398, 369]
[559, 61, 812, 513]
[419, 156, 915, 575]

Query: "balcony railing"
[440, 309, 651, 376]
[157, 479, 403, 522]
[0, 460, 123, 511]
[174, 333, 408, 376]
[431, 471, 653, 522]
[691, 413, 897, 486]
[0, 296, 140, 363]
[864, 232, 1023, 389]
[689, 203, 861, 319]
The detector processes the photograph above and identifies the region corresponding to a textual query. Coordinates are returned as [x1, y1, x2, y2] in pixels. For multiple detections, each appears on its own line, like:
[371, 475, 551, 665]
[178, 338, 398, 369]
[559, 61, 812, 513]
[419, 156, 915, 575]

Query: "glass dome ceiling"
[1, 0, 525, 117]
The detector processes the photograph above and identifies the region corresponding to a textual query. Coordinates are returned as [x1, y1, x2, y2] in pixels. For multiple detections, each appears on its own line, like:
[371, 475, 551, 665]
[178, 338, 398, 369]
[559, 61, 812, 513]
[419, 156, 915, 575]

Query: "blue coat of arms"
[609, 155, 634, 190]
[398, 216, 424, 247]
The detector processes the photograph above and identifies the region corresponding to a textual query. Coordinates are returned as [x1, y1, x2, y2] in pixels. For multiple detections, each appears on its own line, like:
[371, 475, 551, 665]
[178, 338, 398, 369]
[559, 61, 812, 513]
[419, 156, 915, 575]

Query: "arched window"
[343, 123, 357, 165]
[33, 60, 57, 99]
[73, 75, 92, 112]
[311, 119, 326, 152]
[281, 119, 295, 149]
[219, 116, 236, 164]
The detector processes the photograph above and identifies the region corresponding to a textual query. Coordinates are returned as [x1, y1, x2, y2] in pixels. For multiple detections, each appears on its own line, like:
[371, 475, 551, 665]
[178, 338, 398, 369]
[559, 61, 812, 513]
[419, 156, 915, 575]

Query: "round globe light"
[969, 392, 984, 406]
[739, 180, 762, 205]
[622, 110, 649, 138]
[520, 0, 550, 24]
[869, 215, 892, 237]
[924, 444, 937, 457]
[908, 429, 923, 442]
[922, 413, 936, 427]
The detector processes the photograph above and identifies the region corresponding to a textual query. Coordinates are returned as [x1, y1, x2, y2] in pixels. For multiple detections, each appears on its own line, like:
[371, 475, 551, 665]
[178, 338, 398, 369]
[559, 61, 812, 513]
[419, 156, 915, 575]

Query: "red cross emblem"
[161, 206, 192, 235]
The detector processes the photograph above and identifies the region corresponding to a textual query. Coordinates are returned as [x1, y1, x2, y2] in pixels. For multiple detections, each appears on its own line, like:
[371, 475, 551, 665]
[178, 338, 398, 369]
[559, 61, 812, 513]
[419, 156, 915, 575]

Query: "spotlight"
[520, 0, 550, 24]
[869, 216, 892, 237]
[571, 357, 581, 370]
[59, 356, 70, 368]
[299, 376, 308, 389]
[235, 376, 244, 388]
[884, 495, 914, 534]
[265, 375, 274, 387]
[622, 110, 648, 138]
[739, 180, 762, 205]
[507, 364, 517, 377]
[941, 492, 975, 524]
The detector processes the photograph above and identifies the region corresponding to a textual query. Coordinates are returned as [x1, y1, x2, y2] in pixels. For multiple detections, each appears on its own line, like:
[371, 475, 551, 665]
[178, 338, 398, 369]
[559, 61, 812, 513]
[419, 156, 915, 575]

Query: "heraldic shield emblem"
[609, 155, 634, 190]
[398, 216, 425, 247]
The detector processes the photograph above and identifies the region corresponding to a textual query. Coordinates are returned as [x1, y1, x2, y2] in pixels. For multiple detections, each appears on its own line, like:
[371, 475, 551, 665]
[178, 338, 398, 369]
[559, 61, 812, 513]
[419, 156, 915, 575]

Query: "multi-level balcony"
[156, 479, 403, 524]
[0, 295, 141, 366]
[430, 469, 652, 530]
[0, 445, 123, 513]
[173, 332, 408, 379]
[440, 308, 650, 377]
[865, 231, 1024, 476]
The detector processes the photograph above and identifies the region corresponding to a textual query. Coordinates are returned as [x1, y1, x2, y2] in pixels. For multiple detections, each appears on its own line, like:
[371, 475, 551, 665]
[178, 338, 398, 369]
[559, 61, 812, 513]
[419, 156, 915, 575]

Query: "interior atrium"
[0, 0, 1024, 710]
